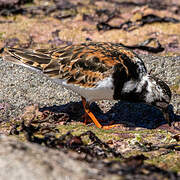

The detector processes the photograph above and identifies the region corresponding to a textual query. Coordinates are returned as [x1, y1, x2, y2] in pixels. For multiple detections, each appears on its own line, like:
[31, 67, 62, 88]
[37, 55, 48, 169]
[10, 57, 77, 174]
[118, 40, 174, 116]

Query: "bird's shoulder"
[42, 42, 147, 78]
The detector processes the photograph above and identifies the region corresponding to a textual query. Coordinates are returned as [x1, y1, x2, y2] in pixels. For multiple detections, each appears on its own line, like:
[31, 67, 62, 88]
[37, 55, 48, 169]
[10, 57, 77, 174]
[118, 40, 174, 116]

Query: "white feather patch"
[55, 76, 114, 102]
[122, 79, 138, 93]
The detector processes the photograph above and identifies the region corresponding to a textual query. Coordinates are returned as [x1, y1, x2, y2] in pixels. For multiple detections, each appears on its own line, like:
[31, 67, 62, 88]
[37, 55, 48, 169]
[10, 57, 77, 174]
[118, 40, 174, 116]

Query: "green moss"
[145, 151, 180, 173]
[57, 123, 122, 142]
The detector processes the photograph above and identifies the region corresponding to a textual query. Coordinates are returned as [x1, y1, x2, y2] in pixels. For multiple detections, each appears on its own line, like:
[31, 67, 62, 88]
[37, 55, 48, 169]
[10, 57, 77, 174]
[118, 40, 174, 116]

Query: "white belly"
[53, 77, 114, 102]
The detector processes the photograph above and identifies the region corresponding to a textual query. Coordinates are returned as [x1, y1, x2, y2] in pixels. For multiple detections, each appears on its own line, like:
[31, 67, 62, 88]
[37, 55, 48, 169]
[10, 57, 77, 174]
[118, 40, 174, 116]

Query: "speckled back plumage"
[3, 42, 147, 94]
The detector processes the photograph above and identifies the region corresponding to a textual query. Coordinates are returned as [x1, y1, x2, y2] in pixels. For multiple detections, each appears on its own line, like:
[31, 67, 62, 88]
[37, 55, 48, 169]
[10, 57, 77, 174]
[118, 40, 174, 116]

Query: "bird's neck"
[120, 75, 150, 103]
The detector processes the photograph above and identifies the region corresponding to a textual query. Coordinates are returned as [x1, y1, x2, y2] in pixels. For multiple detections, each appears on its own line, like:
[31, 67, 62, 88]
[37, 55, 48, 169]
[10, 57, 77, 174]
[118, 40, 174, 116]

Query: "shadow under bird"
[2, 42, 172, 129]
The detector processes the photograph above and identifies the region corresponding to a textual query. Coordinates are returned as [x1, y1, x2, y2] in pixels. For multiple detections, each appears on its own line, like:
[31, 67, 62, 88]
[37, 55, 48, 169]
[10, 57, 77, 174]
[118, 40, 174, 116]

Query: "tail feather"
[2, 47, 52, 71]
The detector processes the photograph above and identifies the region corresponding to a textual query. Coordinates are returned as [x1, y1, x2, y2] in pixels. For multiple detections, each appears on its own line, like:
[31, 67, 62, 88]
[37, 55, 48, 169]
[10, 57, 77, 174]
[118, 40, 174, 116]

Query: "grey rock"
[0, 0, 32, 8]
[0, 135, 98, 180]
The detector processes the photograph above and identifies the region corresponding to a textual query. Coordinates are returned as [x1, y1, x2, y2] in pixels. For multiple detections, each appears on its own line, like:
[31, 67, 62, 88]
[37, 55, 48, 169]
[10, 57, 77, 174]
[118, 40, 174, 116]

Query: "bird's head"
[121, 75, 172, 125]
[147, 75, 172, 125]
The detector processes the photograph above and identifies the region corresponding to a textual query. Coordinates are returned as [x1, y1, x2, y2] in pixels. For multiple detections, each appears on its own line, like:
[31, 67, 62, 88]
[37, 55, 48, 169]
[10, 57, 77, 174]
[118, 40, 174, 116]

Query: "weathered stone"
[0, 135, 98, 180]
[0, 0, 32, 8]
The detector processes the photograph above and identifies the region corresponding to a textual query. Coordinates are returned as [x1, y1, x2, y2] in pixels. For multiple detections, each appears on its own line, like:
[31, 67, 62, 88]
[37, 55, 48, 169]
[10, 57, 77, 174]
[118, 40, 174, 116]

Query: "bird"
[2, 42, 172, 129]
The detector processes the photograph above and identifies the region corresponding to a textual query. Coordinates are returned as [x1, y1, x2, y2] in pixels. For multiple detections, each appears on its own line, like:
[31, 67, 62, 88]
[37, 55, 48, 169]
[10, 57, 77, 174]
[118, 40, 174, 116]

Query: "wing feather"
[2, 42, 147, 88]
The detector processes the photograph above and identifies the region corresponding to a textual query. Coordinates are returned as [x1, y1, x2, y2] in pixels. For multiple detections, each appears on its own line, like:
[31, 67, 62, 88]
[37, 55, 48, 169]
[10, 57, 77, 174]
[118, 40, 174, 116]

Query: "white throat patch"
[122, 79, 138, 93]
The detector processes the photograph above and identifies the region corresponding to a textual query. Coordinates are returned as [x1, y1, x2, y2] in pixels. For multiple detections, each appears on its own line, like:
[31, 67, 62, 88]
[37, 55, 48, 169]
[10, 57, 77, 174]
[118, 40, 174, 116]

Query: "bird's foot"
[82, 112, 104, 124]
[83, 112, 121, 129]
[102, 123, 121, 129]
[81, 96, 121, 129]
[82, 111, 103, 128]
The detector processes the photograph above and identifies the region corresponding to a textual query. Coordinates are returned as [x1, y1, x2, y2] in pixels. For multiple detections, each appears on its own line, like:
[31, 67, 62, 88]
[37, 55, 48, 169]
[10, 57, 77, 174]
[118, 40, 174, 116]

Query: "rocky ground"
[0, 0, 180, 179]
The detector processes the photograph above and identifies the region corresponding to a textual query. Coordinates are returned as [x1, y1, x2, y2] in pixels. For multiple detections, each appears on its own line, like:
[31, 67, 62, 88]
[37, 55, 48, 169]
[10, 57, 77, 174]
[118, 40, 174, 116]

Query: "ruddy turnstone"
[2, 42, 172, 129]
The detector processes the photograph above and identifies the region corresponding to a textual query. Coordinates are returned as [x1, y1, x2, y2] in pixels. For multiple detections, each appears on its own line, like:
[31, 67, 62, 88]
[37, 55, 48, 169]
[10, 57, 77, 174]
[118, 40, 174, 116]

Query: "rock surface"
[0, 135, 98, 180]
[0, 134, 179, 180]
[0, 0, 31, 8]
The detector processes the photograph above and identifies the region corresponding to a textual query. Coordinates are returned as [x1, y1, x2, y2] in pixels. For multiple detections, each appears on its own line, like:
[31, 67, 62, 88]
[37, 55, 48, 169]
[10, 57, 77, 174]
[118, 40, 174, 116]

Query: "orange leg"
[81, 97, 121, 129]
[81, 97, 102, 128]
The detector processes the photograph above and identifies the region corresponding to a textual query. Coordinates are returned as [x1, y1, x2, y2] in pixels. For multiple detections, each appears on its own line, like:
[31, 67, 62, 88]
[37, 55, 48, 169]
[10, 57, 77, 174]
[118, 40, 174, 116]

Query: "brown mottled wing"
[3, 47, 52, 70]
[3, 42, 147, 88]
[49, 43, 122, 87]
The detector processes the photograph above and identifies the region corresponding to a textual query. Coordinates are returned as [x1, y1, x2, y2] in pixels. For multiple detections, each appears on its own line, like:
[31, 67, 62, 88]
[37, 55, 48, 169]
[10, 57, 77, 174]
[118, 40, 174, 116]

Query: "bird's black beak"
[162, 108, 171, 126]
[155, 102, 171, 126]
